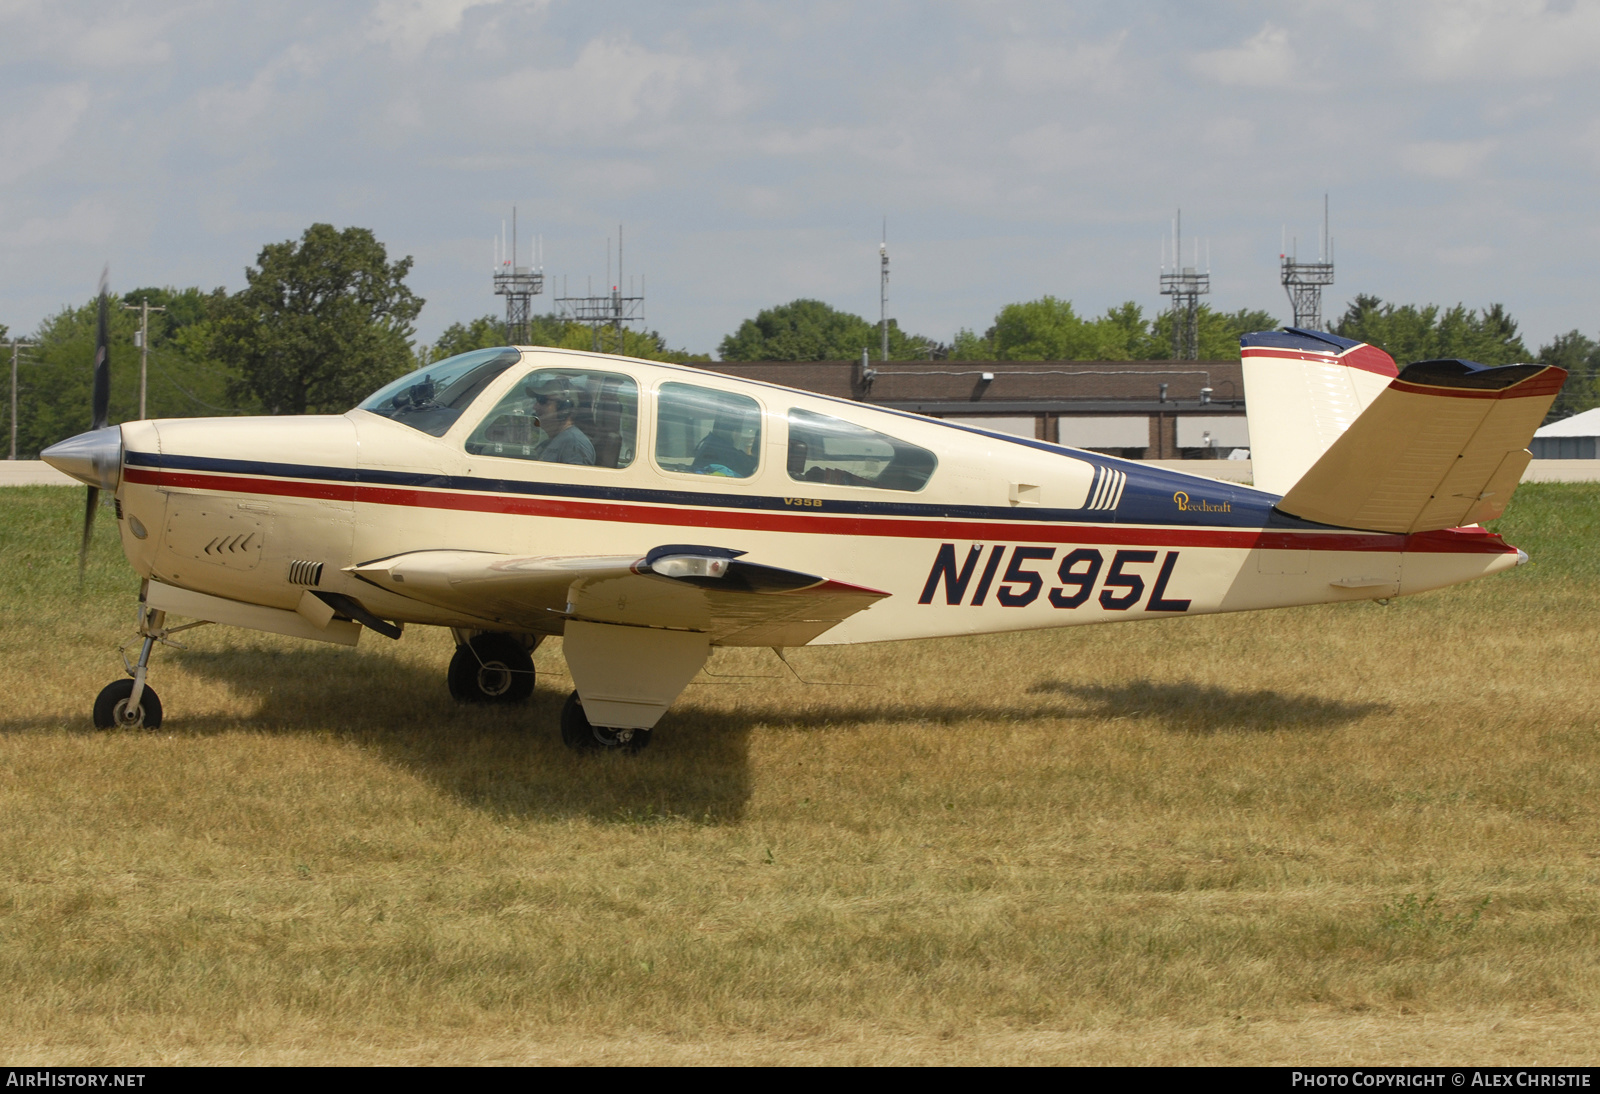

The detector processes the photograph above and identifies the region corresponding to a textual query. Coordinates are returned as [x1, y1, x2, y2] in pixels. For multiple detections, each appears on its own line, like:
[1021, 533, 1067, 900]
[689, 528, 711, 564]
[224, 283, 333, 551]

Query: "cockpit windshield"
[355, 348, 522, 437]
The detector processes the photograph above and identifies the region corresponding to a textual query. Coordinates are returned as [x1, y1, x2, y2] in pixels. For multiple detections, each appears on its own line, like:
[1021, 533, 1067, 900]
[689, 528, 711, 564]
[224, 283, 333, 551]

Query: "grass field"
[1, 484, 1598, 1065]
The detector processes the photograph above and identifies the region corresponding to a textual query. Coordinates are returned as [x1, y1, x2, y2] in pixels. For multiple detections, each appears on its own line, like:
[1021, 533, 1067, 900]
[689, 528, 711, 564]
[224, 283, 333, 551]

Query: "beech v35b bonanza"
[44, 298, 1565, 750]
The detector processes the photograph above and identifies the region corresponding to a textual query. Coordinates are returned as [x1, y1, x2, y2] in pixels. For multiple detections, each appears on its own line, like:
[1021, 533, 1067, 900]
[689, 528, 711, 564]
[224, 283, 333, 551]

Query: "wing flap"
[1276, 360, 1565, 534]
[351, 545, 889, 644]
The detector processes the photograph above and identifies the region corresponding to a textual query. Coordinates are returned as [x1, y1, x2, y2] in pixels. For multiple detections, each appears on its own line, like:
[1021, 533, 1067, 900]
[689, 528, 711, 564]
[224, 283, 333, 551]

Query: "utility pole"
[9, 337, 36, 461]
[122, 299, 166, 420]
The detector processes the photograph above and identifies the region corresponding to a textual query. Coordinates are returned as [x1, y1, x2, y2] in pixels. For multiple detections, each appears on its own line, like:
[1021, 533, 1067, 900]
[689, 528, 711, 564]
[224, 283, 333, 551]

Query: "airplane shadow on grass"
[8, 642, 1384, 823]
[1027, 679, 1389, 735]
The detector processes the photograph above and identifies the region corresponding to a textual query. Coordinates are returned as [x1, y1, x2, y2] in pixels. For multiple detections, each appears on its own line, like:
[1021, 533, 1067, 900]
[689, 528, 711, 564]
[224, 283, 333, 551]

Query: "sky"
[3, 0, 1599, 358]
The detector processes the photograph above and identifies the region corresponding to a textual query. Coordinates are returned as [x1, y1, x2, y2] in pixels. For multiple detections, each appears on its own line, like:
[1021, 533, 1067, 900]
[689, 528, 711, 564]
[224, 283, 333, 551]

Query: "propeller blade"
[81, 268, 111, 582]
[79, 486, 98, 579]
[91, 268, 111, 431]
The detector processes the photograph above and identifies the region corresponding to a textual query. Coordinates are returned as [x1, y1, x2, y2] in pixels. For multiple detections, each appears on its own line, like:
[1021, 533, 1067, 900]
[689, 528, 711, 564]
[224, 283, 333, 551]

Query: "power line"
[143, 348, 249, 414]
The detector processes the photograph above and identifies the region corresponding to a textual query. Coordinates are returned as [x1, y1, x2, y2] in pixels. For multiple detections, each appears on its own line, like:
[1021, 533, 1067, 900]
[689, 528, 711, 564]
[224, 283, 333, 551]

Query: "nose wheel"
[94, 678, 162, 730]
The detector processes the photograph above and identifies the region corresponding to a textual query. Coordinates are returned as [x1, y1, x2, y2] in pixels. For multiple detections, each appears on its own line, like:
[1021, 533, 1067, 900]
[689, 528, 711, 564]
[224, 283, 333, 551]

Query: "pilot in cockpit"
[529, 377, 595, 466]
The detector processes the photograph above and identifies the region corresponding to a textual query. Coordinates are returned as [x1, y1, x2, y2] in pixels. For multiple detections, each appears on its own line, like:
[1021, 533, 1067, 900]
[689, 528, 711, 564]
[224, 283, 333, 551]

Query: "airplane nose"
[41, 426, 124, 491]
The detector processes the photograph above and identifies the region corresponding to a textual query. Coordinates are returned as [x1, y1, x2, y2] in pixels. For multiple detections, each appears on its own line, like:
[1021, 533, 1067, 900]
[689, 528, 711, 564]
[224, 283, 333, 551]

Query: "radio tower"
[1159, 209, 1210, 360]
[879, 219, 889, 363]
[555, 226, 645, 354]
[493, 206, 544, 344]
[1280, 195, 1335, 330]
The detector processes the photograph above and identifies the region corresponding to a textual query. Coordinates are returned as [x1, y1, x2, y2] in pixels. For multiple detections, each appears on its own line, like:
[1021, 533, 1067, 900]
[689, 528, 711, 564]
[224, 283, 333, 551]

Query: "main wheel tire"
[447, 633, 535, 704]
[93, 679, 163, 730]
[559, 691, 650, 753]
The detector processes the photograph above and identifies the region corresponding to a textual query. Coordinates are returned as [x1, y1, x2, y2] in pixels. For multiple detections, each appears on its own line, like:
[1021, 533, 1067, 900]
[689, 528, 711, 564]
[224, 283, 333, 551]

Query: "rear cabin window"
[654, 383, 762, 478]
[464, 368, 639, 468]
[786, 408, 937, 492]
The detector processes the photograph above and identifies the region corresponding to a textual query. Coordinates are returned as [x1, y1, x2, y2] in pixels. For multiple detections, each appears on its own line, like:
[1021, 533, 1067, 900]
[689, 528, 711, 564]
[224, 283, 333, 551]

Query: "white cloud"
[1406, 0, 1600, 81]
[366, 0, 516, 58]
[999, 33, 1128, 92]
[1398, 139, 1495, 179]
[493, 36, 732, 141]
[0, 1, 176, 68]
[1007, 122, 1122, 175]
[2, 197, 118, 251]
[1190, 24, 1296, 88]
[0, 84, 91, 184]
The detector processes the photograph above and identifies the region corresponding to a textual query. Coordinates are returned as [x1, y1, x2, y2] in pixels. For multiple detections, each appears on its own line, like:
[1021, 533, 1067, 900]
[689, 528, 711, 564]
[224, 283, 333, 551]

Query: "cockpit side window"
[655, 383, 762, 478]
[356, 348, 522, 437]
[464, 368, 639, 468]
[786, 408, 936, 492]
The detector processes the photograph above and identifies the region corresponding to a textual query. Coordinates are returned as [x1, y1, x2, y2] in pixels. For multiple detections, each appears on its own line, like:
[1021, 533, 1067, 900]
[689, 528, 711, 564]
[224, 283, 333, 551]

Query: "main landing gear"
[93, 604, 206, 730]
[560, 691, 651, 753]
[447, 631, 536, 704]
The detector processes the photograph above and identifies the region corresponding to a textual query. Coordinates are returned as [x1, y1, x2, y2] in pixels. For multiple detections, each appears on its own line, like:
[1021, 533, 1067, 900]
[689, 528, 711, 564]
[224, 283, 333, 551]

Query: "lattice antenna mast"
[554, 225, 645, 354]
[1280, 194, 1335, 330]
[1159, 208, 1210, 360]
[493, 205, 545, 344]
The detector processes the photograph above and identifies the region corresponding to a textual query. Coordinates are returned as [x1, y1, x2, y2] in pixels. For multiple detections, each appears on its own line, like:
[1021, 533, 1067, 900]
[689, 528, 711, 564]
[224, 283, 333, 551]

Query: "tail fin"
[1241, 328, 1398, 494]
[1276, 359, 1566, 534]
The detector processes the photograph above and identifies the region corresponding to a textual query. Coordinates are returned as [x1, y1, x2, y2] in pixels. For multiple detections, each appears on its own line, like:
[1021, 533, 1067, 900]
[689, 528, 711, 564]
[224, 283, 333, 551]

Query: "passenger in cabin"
[692, 407, 757, 477]
[786, 438, 809, 477]
[529, 378, 595, 466]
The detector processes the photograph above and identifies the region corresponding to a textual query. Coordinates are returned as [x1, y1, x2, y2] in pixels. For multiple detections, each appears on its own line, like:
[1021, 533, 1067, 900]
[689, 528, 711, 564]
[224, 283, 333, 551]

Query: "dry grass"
[1, 484, 1598, 1065]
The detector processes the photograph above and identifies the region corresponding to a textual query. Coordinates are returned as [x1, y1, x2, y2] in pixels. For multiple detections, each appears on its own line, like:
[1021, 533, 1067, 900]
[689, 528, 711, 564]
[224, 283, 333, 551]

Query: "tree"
[15, 287, 238, 456]
[428, 315, 510, 361]
[1148, 305, 1279, 361]
[990, 297, 1112, 360]
[956, 299, 1274, 362]
[211, 224, 424, 414]
[1538, 331, 1600, 423]
[1331, 295, 1530, 366]
[718, 299, 930, 361]
[428, 312, 706, 364]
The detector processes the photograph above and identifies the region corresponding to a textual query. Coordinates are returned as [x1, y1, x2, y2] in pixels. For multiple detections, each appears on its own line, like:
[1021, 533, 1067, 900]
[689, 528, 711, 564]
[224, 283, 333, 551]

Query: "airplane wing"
[350, 544, 889, 647]
[1275, 359, 1567, 534]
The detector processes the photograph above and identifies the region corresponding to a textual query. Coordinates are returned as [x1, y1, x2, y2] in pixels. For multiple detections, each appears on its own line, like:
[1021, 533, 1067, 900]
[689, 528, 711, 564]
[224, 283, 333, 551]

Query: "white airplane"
[43, 291, 1565, 750]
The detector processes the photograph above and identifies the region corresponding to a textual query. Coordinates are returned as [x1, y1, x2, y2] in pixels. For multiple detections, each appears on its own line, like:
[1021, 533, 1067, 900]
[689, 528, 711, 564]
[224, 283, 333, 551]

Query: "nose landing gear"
[92, 602, 207, 731]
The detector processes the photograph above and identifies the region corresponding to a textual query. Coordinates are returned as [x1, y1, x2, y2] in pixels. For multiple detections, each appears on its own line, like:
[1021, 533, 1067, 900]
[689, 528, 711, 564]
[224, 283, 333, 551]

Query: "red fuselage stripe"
[121, 466, 1515, 556]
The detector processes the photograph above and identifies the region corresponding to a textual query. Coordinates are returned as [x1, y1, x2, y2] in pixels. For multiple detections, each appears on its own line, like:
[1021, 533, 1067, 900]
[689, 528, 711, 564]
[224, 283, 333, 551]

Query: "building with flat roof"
[700, 358, 1249, 460]
[1531, 407, 1600, 460]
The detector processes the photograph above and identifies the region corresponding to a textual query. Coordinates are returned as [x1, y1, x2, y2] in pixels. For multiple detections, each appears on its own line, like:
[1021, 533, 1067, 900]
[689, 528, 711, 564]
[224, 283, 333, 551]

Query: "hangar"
[1530, 407, 1600, 460]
